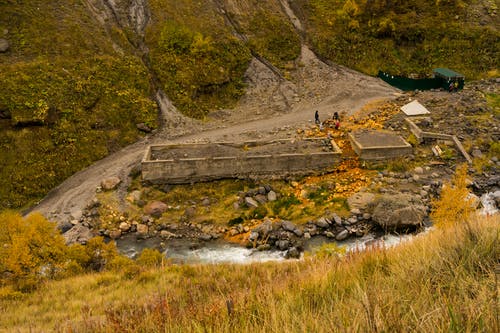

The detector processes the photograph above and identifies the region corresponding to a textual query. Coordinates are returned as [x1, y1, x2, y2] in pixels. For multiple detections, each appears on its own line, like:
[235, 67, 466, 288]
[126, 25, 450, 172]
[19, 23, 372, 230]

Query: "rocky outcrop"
[370, 194, 427, 230]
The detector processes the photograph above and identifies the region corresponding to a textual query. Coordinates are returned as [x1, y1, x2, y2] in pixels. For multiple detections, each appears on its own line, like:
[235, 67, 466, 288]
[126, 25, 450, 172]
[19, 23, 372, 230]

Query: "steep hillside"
[0, 0, 498, 210]
[0, 0, 157, 209]
[294, 0, 499, 77]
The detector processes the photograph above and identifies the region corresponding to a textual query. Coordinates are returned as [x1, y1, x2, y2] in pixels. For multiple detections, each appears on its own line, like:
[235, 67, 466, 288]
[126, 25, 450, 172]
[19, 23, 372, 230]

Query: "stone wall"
[142, 139, 342, 184]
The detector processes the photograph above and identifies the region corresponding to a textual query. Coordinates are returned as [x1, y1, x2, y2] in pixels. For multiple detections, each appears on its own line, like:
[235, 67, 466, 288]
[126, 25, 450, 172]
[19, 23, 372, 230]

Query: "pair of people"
[314, 111, 340, 129]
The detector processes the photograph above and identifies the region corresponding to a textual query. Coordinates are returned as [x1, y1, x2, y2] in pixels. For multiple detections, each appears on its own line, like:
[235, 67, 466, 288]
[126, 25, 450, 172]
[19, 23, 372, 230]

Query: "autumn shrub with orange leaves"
[430, 164, 476, 228]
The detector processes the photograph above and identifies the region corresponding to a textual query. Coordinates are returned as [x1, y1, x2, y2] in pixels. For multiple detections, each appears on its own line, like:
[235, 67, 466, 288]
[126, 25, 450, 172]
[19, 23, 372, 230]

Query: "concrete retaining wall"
[142, 139, 342, 184]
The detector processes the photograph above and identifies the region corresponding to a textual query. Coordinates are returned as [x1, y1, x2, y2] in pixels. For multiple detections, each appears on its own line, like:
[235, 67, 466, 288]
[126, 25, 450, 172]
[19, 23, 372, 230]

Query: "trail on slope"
[31, 45, 398, 224]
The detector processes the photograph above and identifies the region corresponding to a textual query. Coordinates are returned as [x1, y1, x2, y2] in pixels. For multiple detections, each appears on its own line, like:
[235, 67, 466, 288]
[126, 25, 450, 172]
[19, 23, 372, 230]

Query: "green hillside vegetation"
[0, 1, 157, 209]
[296, 0, 499, 77]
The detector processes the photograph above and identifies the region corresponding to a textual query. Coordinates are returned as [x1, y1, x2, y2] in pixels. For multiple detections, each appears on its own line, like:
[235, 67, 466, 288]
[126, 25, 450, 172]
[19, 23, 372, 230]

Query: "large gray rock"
[371, 194, 426, 230]
[335, 230, 349, 241]
[63, 225, 94, 245]
[0, 38, 9, 52]
[314, 217, 330, 228]
[144, 201, 167, 218]
[281, 220, 296, 232]
[100, 176, 121, 191]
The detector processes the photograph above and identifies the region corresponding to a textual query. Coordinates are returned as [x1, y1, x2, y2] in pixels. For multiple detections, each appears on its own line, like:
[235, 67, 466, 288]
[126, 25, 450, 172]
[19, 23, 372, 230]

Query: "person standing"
[315, 110, 320, 125]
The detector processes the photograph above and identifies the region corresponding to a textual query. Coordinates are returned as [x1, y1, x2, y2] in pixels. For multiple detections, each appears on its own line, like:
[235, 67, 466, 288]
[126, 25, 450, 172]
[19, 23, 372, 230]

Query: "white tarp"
[401, 100, 430, 116]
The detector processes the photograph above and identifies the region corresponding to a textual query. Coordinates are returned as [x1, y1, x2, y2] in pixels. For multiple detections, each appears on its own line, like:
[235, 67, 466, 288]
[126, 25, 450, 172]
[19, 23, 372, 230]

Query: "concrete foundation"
[142, 138, 342, 184]
[349, 130, 412, 160]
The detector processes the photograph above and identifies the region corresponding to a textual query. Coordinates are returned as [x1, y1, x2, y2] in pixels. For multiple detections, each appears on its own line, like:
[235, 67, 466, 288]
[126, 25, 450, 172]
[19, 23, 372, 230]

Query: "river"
[116, 192, 498, 264]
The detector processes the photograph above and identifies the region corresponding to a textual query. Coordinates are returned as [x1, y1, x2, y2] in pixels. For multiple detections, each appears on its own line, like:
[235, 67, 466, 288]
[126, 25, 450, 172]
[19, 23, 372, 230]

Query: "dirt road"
[31, 46, 399, 224]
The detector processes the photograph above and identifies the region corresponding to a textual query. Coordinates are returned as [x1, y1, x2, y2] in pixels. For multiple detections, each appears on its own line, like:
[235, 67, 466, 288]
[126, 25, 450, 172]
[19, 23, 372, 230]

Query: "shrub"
[0, 211, 67, 291]
[136, 248, 166, 268]
[65, 237, 121, 275]
[430, 164, 475, 228]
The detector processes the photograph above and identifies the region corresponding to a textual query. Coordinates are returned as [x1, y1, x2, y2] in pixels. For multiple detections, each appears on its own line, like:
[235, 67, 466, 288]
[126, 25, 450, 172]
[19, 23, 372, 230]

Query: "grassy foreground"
[1, 214, 498, 332]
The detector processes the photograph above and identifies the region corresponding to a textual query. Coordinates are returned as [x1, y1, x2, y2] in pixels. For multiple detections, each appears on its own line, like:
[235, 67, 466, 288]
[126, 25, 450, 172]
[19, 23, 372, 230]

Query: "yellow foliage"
[430, 164, 475, 228]
[0, 211, 67, 291]
[136, 248, 166, 268]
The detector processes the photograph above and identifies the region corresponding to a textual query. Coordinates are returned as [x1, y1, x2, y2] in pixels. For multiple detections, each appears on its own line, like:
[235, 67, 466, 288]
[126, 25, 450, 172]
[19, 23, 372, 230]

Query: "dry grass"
[1, 213, 498, 332]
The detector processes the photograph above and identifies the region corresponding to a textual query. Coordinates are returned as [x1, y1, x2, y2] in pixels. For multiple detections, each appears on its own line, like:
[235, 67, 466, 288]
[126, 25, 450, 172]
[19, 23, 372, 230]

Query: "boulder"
[293, 228, 303, 237]
[100, 177, 121, 191]
[119, 222, 131, 232]
[0, 38, 9, 52]
[245, 197, 259, 208]
[136, 224, 149, 235]
[127, 190, 142, 204]
[199, 233, 212, 241]
[136, 122, 152, 133]
[331, 213, 342, 225]
[160, 230, 176, 238]
[255, 194, 268, 204]
[257, 244, 271, 251]
[63, 225, 93, 245]
[109, 230, 122, 239]
[144, 201, 167, 218]
[335, 230, 349, 241]
[371, 194, 426, 230]
[281, 220, 296, 232]
[184, 206, 197, 218]
[471, 149, 483, 158]
[414, 166, 424, 174]
[314, 217, 330, 228]
[267, 190, 277, 202]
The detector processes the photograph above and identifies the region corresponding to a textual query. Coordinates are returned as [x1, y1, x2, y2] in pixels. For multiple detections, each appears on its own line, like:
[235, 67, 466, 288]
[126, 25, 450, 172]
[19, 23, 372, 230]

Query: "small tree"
[430, 164, 475, 228]
[0, 211, 67, 291]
